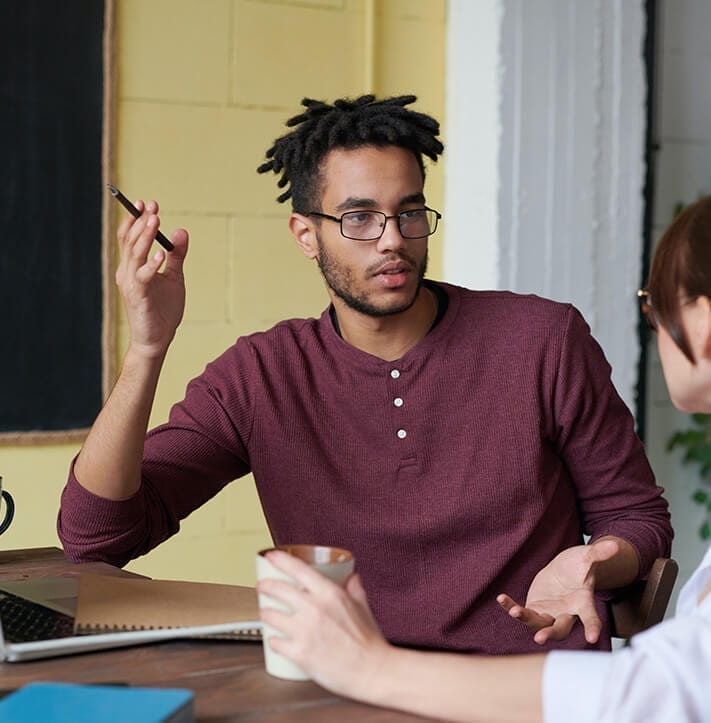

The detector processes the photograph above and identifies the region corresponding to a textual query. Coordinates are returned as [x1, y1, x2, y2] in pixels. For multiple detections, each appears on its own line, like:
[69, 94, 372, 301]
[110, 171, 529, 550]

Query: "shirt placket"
[388, 366, 410, 446]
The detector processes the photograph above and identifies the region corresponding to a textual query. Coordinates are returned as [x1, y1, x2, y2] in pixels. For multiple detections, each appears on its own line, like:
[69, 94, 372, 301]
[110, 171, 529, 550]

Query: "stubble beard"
[316, 235, 428, 318]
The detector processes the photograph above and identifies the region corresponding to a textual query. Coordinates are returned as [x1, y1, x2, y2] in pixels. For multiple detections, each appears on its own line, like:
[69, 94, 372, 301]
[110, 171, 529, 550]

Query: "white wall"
[644, 0, 711, 607]
[444, 0, 647, 413]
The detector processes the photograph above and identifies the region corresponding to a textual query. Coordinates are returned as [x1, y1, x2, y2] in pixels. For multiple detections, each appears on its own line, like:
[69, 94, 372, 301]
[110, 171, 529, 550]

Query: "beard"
[316, 235, 428, 317]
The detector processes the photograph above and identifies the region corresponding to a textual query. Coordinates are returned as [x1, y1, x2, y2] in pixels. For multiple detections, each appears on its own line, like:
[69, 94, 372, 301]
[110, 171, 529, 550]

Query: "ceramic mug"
[256, 544, 355, 680]
[0, 476, 15, 536]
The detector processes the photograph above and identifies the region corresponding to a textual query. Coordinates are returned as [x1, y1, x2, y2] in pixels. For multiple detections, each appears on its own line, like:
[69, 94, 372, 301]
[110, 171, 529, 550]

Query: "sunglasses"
[637, 289, 658, 331]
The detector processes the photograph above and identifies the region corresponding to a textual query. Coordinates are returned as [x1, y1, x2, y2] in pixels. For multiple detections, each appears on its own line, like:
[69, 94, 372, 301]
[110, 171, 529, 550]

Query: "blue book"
[0, 682, 194, 722]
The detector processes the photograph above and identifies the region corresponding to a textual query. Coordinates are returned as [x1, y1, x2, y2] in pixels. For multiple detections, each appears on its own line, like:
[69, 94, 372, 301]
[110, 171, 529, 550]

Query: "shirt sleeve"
[543, 609, 711, 723]
[551, 306, 672, 575]
[543, 650, 609, 723]
[57, 340, 257, 565]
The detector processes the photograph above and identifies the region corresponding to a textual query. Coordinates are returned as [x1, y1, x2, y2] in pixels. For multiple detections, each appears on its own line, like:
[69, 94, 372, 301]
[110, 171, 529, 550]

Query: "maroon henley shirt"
[59, 282, 672, 654]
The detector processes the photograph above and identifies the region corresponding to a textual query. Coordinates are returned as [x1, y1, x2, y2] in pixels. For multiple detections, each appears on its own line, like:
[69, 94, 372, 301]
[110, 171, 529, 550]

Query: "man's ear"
[289, 213, 319, 260]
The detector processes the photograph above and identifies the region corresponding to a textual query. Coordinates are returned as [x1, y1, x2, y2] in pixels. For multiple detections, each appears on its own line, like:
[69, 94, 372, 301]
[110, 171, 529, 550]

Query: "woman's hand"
[256, 550, 393, 701]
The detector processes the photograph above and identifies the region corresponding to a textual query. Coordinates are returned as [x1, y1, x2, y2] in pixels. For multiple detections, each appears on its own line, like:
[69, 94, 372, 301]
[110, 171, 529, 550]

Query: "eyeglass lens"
[341, 209, 437, 240]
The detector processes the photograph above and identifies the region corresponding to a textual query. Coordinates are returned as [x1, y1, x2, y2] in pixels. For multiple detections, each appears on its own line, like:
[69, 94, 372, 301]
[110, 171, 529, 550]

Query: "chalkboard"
[0, 1, 108, 439]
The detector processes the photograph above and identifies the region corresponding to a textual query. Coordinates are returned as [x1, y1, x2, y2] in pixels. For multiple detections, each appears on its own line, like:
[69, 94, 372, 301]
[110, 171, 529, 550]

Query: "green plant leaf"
[700, 520, 711, 541]
[667, 429, 705, 452]
[667, 411, 711, 541]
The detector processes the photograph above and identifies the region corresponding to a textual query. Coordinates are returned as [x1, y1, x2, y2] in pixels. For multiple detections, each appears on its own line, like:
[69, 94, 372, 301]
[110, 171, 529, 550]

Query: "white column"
[444, 0, 647, 413]
[443, 0, 503, 291]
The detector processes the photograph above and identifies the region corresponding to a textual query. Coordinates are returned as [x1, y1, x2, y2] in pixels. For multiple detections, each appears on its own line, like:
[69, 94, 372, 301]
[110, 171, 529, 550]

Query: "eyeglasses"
[307, 207, 442, 241]
[637, 289, 658, 331]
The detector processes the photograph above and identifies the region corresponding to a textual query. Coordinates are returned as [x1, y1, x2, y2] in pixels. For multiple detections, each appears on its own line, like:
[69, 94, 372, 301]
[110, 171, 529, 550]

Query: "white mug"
[256, 544, 355, 680]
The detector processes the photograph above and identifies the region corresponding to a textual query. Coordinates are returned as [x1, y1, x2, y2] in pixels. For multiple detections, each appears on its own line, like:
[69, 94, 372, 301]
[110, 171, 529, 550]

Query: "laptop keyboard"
[0, 590, 76, 643]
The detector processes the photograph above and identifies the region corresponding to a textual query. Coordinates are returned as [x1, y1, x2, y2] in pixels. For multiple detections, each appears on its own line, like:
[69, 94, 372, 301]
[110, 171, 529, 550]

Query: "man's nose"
[375, 215, 406, 252]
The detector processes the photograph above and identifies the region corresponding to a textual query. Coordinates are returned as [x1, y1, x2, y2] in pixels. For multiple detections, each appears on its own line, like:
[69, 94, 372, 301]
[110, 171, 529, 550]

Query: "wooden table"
[1, 548, 429, 722]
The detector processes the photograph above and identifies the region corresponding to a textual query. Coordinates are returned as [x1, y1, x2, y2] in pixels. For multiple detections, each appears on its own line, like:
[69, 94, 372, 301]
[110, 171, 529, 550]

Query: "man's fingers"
[116, 199, 143, 249]
[511, 606, 556, 629]
[134, 248, 166, 284]
[577, 605, 602, 644]
[533, 613, 576, 644]
[497, 594, 556, 630]
[496, 593, 519, 613]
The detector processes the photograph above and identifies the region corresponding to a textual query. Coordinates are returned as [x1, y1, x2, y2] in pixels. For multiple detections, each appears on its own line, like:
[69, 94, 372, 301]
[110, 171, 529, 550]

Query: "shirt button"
[397, 429, 407, 439]
[390, 369, 400, 379]
[393, 397, 404, 407]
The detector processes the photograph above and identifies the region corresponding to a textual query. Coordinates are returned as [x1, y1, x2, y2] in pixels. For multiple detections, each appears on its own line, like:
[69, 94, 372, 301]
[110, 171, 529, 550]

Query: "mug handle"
[0, 490, 15, 535]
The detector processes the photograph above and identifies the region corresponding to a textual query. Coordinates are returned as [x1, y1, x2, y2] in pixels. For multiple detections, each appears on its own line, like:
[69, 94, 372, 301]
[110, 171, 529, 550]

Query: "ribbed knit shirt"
[59, 282, 672, 654]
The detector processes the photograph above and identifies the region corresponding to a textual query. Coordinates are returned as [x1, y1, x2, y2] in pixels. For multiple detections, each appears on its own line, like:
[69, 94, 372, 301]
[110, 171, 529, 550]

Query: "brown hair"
[647, 195, 711, 362]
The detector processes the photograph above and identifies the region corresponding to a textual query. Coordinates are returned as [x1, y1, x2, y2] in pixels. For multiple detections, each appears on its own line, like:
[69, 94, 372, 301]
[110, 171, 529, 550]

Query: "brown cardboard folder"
[75, 574, 261, 639]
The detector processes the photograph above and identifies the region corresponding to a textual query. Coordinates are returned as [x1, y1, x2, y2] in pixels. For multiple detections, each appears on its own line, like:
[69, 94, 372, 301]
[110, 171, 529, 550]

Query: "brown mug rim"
[257, 544, 353, 564]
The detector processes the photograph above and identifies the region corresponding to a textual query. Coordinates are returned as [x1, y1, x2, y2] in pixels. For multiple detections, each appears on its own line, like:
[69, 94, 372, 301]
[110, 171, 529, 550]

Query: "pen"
[107, 184, 175, 251]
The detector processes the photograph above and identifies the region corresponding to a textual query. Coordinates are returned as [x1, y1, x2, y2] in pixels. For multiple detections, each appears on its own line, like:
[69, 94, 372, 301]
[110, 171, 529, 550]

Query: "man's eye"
[400, 209, 425, 221]
[346, 212, 376, 225]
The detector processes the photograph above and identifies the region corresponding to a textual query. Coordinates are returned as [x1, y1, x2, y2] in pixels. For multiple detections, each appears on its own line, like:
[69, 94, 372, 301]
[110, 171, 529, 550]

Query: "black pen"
[107, 184, 175, 251]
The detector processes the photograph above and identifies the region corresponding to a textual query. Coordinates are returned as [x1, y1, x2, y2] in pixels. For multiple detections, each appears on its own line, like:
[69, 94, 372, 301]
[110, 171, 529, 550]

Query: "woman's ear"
[289, 213, 319, 260]
[698, 296, 711, 360]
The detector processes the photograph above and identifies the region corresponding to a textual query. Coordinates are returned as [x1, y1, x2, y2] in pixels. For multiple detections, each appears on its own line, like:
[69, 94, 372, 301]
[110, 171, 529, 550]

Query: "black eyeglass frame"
[637, 288, 658, 331]
[307, 207, 442, 241]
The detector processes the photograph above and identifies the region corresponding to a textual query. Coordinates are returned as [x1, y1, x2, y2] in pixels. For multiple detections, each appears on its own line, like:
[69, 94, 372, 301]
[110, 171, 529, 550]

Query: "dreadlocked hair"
[256, 95, 444, 212]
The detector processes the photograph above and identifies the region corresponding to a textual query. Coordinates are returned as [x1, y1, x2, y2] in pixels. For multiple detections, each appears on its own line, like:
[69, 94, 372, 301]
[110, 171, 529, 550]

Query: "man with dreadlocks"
[58, 95, 671, 657]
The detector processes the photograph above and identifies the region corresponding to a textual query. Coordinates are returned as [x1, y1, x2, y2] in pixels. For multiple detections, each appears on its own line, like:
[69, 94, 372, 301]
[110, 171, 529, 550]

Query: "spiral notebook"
[74, 574, 261, 637]
[0, 574, 261, 663]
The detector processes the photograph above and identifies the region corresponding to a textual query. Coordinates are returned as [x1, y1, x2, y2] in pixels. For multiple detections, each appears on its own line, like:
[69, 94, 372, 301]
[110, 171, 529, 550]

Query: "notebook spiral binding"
[75, 623, 262, 640]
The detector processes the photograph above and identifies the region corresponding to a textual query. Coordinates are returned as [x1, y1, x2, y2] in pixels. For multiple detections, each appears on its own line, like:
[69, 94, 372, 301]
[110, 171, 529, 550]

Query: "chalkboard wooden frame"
[0, 0, 117, 446]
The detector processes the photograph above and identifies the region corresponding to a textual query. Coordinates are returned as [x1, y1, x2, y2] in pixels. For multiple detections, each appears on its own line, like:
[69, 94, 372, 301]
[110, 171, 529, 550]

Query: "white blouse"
[543, 545, 711, 723]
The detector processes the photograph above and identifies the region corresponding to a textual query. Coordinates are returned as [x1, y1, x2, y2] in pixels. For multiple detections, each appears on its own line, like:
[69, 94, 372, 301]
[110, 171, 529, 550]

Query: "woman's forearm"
[359, 645, 545, 723]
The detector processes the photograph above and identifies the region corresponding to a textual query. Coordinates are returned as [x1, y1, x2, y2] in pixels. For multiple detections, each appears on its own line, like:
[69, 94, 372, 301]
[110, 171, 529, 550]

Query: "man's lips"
[369, 260, 414, 289]
[370, 260, 412, 278]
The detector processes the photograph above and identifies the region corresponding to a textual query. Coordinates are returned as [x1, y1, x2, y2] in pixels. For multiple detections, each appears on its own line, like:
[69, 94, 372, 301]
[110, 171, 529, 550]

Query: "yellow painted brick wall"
[2, 0, 446, 586]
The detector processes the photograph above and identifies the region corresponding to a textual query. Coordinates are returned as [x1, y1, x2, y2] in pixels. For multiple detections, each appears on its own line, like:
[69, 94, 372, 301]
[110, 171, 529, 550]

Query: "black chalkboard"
[0, 1, 105, 433]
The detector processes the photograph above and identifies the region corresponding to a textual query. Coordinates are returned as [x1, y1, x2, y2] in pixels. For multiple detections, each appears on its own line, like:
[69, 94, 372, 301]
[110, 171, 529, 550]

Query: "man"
[58, 95, 672, 654]
[255, 196, 711, 722]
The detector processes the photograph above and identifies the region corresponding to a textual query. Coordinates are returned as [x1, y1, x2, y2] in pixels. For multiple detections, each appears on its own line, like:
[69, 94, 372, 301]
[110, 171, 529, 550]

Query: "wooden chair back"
[609, 557, 679, 642]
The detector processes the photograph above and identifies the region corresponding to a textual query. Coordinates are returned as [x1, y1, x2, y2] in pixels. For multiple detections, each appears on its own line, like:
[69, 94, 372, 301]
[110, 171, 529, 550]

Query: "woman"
[257, 196, 711, 722]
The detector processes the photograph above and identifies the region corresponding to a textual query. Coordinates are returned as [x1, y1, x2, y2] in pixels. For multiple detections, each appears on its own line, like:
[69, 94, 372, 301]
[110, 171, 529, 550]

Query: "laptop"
[0, 578, 261, 663]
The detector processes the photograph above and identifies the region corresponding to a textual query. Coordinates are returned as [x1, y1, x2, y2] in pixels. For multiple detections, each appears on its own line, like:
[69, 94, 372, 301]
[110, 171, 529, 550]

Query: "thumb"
[167, 228, 189, 262]
[590, 538, 620, 564]
[346, 572, 369, 605]
[345, 573, 384, 634]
